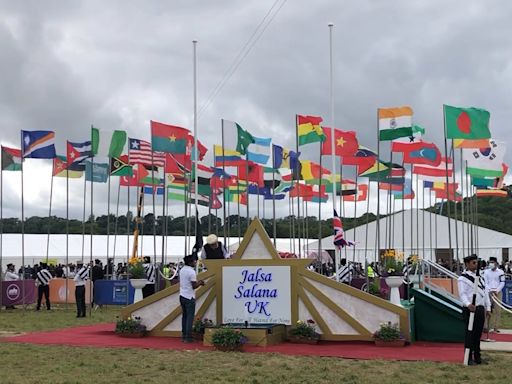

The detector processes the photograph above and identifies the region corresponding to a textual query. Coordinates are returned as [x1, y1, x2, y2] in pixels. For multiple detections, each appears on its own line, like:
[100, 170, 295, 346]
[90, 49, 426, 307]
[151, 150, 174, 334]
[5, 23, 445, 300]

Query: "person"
[458, 254, 491, 365]
[484, 256, 505, 333]
[4, 263, 19, 309]
[200, 234, 229, 260]
[337, 258, 352, 284]
[142, 256, 156, 298]
[92, 259, 104, 282]
[104, 258, 114, 280]
[36, 263, 53, 311]
[74, 261, 89, 318]
[179, 254, 205, 343]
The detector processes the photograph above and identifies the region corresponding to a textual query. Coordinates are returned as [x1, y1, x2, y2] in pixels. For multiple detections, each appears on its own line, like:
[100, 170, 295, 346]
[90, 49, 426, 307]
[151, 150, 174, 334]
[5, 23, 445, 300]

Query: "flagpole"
[106, 156, 112, 279]
[192, 39, 199, 249]
[45, 170, 54, 263]
[126, 172, 130, 305]
[162, 156, 167, 268]
[376, 109, 381, 266]
[20, 132, 26, 309]
[451, 141, 460, 270]
[401, 161, 405, 263]
[442, 106, 454, 268]
[65, 161, 69, 307]
[113, 180, 121, 278]
[81, 164, 87, 263]
[220, 122, 228, 246]
[429, 187, 433, 262]
[353, 172, 358, 264]
[271, 147, 277, 248]
[89, 133, 94, 317]
[460, 149, 466, 258]
[0, 156, 4, 311]
[328, 22, 339, 281]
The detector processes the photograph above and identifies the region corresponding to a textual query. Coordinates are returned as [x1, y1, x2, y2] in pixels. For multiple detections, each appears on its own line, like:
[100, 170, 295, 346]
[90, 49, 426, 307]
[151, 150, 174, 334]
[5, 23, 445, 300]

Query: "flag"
[359, 161, 404, 180]
[237, 162, 264, 187]
[143, 186, 165, 195]
[128, 138, 166, 167]
[85, 161, 109, 183]
[21, 130, 56, 159]
[235, 123, 255, 155]
[150, 120, 190, 153]
[332, 209, 352, 249]
[423, 181, 458, 195]
[247, 136, 271, 164]
[111, 155, 133, 176]
[298, 160, 331, 182]
[391, 125, 425, 152]
[413, 157, 453, 178]
[378, 107, 413, 141]
[214, 145, 244, 166]
[165, 153, 190, 175]
[464, 140, 506, 178]
[435, 188, 462, 202]
[272, 144, 300, 170]
[454, 138, 490, 149]
[476, 189, 508, 198]
[91, 127, 126, 158]
[297, 115, 325, 145]
[53, 156, 83, 178]
[391, 179, 415, 200]
[67, 141, 92, 167]
[321, 127, 358, 157]
[1, 146, 22, 171]
[344, 184, 368, 202]
[402, 141, 442, 166]
[342, 146, 377, 173]
[444, 105, 491, 140]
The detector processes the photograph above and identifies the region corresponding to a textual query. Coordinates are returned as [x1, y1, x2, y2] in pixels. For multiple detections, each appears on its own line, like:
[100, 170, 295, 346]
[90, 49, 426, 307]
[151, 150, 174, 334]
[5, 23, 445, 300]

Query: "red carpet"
[1, 323, 465, 363]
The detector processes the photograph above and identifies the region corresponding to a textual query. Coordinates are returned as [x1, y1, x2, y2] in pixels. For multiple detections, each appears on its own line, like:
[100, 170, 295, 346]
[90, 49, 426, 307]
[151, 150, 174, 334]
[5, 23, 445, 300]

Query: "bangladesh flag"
[444, 105, 491, 140]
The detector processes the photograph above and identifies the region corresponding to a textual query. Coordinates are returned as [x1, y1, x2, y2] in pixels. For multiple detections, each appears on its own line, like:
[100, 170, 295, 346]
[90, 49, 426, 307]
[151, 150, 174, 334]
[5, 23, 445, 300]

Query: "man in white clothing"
[179, 254, 205, 343]
[458, 254, 491, 365]
[484, 256, 505, 333]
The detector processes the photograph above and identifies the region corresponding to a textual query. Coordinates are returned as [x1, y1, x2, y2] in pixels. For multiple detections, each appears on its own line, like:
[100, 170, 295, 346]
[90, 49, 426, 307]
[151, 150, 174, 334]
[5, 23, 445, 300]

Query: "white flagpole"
[328, 23, 339, 282]
[193, 40, 199, 252]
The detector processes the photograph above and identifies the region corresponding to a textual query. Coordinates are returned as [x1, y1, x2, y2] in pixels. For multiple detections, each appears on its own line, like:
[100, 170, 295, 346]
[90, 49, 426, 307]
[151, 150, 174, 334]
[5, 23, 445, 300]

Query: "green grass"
[0, 305, 121, 333]
[0, 307, 511, 383]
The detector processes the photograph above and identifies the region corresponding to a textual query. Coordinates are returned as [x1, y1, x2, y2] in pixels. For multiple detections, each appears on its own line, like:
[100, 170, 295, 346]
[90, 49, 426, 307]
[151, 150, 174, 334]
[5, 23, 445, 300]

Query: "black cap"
[489, 257, 498, 263]
[7, 263, 14, 268]
[463, 254, 478, 263]
[184, 254, 197, 264]
[144, 256, 151, 263]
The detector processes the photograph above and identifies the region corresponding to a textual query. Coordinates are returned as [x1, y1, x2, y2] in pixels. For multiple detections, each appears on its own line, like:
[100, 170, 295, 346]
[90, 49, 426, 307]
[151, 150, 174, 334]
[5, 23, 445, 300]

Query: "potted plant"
[373, 322, 405, 347]
[211, 327, 248, 352]
[128, 256, 147, 302]
[192, 317, 214, 341]
[115, 316, 147, 338]
[288, 319, 320, 344]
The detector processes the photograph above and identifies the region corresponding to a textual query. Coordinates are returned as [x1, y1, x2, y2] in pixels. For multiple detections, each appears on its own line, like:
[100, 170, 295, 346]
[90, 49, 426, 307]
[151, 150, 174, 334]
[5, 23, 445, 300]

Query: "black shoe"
[475, 358, 488, 365]
[467, 360, 477, 366]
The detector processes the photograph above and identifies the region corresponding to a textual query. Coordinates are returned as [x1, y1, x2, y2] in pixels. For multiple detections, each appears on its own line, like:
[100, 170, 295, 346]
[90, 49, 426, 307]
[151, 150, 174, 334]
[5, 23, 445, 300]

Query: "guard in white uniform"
[458, 254, 491, 365]
[484, 256, 505, 332]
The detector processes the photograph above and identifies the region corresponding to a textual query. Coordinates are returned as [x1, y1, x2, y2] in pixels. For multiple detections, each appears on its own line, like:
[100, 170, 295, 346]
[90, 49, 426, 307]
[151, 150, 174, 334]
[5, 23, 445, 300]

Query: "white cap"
[206, 234, 218, 245]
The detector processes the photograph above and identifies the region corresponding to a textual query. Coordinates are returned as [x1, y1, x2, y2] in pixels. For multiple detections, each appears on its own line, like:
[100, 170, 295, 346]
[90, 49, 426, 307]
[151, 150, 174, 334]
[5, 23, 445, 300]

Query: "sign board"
[222, 266, 291, 325]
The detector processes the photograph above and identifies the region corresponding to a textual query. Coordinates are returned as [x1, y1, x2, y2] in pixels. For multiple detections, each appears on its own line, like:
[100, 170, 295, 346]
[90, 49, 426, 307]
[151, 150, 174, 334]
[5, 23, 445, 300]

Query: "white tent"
[308, 209, 512, 263]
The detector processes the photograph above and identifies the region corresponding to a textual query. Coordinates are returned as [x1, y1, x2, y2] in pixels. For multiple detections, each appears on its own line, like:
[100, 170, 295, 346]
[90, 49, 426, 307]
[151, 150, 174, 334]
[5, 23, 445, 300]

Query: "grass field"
[0, 306, 511, 383]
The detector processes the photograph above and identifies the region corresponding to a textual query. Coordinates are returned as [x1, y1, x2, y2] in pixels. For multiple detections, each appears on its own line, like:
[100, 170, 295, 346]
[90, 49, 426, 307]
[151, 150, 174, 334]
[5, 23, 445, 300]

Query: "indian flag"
[379, 106, 413, 141]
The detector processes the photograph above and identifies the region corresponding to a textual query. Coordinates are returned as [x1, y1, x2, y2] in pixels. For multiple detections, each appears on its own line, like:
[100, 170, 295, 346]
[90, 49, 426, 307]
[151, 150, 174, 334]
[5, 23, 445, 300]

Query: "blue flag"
[21, 130, 56, 159]
[85, 161, 109, 183]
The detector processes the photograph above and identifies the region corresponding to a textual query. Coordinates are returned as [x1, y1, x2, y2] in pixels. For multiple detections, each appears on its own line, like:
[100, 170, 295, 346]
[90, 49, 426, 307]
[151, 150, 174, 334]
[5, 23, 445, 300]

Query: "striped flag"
[67, 141, 92, 167]
[413, 157, 453, 178]
[378, 107, 413, 141]
[129, 138, 166, 167]
[21, 130, 56, 159]
[1, 146, 22, 171]
[332, 209, 352, 249]
[247, 136, 271, 165]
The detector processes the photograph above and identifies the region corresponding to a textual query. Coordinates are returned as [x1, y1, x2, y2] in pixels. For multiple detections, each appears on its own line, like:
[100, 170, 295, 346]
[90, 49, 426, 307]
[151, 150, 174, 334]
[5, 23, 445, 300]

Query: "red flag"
[344, 184, 368, 202]
[237, 162, 264, 187]
[321, 127, 358, 157]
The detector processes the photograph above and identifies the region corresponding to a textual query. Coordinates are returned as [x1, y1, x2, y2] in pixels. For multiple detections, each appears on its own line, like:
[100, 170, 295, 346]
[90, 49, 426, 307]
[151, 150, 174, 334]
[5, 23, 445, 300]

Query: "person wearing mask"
[179, 254, 205, 343]
[484, 256, 505, 333]
[36, 263, 53, 311]
[4, 263, 19, 309]
[74, 261, 89, 318]
[200, 234, 229, 260]
[458, 255, 491, 365]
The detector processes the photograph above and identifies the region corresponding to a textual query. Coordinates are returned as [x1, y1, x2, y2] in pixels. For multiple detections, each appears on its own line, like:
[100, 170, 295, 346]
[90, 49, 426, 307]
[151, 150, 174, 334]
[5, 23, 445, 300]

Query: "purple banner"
[1, 280, 36, 306]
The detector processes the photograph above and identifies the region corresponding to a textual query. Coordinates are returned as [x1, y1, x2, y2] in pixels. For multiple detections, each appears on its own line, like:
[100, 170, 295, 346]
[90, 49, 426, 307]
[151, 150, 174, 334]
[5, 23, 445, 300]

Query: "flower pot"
[385, 276, 403, 307]
[129, 279, 147, 303]
[214, 344, 244, 352]
[288, 336, 319, 344]
[192, 332, 204, 341]
[374, 339, 406, 347]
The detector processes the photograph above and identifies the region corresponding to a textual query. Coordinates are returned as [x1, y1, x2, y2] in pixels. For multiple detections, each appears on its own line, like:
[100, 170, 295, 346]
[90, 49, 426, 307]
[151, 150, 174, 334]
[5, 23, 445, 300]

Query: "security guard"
[458, 254, 491, 365]
[74, 261, 89, 318]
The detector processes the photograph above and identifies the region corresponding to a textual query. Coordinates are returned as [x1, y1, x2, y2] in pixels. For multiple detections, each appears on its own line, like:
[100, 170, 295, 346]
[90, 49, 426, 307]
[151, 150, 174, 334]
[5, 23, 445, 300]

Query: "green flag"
[91, 127, 127, 157]
[444, 105, 491, 140]
[236, 123, 255, 155]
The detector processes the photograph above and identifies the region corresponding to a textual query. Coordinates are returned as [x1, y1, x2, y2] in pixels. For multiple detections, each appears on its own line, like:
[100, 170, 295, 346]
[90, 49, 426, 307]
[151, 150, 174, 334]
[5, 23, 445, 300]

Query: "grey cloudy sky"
[0, 0, 511, 220]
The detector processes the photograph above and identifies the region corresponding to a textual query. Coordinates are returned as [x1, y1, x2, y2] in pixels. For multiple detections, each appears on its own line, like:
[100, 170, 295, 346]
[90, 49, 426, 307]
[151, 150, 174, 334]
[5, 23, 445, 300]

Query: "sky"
[0, 0, 511, 221]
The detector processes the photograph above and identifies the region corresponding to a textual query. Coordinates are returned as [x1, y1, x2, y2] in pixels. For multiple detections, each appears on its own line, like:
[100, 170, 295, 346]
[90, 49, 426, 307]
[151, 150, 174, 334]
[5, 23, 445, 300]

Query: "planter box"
[192, 332, 204, 341]
[116, 332, 146, 338]
[374, 339, 406, 347]
[204, 324, 286, 347]
[288, 336, 319, 344]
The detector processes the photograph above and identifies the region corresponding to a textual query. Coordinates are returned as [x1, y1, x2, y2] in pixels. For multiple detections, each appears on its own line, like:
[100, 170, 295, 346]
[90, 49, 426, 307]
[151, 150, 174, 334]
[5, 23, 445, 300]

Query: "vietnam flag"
[321, 127, 358, 157]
